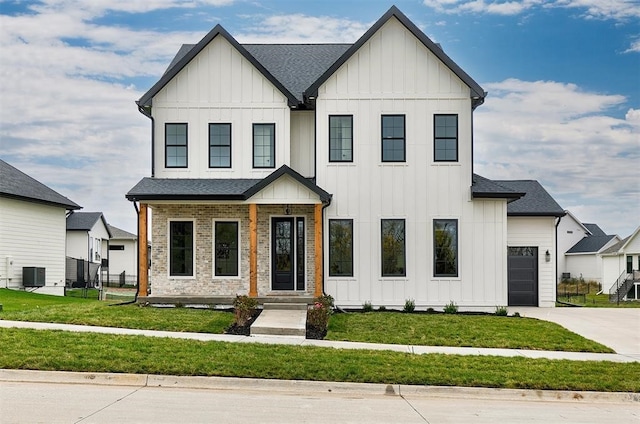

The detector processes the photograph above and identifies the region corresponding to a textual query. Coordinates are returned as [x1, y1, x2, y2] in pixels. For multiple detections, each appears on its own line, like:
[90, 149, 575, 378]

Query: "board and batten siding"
[317, 17, 507, 309]
[152, 35, 291, 179]
[290, 111, 315, 178]
[507, 217, 557, 307]
[0, 197, 67, 295]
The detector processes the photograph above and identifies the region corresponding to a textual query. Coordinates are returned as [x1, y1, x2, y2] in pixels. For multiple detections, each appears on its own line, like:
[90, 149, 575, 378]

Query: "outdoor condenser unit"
[23, 267, 46, 287]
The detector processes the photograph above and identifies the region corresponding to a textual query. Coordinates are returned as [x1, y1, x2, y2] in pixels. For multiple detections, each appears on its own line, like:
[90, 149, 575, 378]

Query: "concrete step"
[263, 303, 308, 311]
[250, 308, 307, 338]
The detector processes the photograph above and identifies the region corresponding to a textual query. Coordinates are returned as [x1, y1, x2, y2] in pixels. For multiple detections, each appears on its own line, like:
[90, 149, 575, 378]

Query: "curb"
[1, 369, 637, 404]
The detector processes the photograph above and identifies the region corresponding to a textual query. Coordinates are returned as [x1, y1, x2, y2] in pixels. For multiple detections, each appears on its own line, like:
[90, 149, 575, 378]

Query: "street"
[1, 379, 636, 423]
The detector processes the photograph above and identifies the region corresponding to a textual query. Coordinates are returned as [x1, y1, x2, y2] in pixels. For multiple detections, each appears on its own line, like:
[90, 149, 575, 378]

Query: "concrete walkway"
[1, 318, 638, 363]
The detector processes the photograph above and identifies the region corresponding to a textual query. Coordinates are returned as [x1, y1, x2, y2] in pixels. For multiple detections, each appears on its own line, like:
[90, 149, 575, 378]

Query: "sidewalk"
[1, 319, 638, 363]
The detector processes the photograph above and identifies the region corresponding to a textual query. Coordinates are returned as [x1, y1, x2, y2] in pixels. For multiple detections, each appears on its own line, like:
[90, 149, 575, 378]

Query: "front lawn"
[1, 328, 638, 393]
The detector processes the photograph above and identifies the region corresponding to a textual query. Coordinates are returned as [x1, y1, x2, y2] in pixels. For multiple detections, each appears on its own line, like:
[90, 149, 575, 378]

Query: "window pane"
[209, 124, 231, 168]
[329, 220, 353, 277]
[166, 124, 187, 167]
[215, 222, 238, 276]
[329, 116, 353, 162]
[381, 219, 405, 276]
[253, 124, 275, 168]
[170, 221, 193, 276]
[434, 219, 457, 277]
[381, 115, 405, 162]
[434, 115, 457, 162]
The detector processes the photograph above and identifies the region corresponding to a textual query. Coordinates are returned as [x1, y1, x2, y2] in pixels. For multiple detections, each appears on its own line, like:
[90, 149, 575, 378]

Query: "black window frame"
[169, 220, 194, 277]
[434, 219, 458, 277]
[214, 221, 239, 277]
[252, 123, 275, 168]
[165, 123, 188, 168]
[329, 219, 354, 277]
[381, 219, 406, 277]
[381, 115, 406, 162]
[434, 114, 458, 162]
[209, 123, 232, 168]
[329, 115, 353, 162]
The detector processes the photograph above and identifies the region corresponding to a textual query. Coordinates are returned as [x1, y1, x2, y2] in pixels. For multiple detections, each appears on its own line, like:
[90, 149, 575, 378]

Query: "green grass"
[1, 328, 638, 392]
[327, 312, 613, 353]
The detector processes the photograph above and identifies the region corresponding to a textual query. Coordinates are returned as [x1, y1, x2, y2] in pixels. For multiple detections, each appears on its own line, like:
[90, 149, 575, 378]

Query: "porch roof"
[126, 165, 332, 204]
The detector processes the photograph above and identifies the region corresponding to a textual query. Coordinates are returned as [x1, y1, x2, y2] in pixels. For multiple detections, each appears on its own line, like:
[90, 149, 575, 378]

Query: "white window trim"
[327, 217, 357, 280]
[379, 217, 408, 280]
[212, 219, 242, 280]
[167, 218, 196, 279]
[432, 216, 461, 280]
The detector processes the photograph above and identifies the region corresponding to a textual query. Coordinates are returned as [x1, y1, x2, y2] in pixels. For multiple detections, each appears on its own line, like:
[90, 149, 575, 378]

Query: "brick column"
[249, 203, 258, 297]
[138, 203, 148, 297]
[314, 204, 323, 297]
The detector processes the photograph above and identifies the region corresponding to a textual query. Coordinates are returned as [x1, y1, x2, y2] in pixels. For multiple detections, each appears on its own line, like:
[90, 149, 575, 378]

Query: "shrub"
[426, 307, 435, 314]
[443, 301, 458, 314]
[377, 305, 387, 312]
[362, 301, 373, 312]
[403, 298, 415, 313]
[495, 305, 508, 316]
[307, 295, 334, 332]
[232, 295, 258, 327]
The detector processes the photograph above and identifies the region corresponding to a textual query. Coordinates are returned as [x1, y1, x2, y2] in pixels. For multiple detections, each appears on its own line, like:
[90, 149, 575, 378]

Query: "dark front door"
[508, 247, 538, 306]
[272, 218, 295, 290]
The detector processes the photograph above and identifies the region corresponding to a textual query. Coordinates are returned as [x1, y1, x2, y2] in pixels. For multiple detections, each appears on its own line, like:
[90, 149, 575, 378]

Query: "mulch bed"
[305, 324, 327, 340]
[224, 309, 262, 336]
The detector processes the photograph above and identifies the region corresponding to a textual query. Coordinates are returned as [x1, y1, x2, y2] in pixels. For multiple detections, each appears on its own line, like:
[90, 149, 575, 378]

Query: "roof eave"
[507, 212, 566, 217]
[0, 193, 82, 211]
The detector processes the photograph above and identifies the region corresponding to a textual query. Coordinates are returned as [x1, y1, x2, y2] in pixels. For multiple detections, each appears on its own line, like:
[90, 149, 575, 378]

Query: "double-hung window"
[329, 115, 353, 162]
[165, 123, 188, 168]
[329, 219, 353, 277]
[253, 123, 275, 168]
[381, 115, 405, 162]
[209, 123, 231, 168]
[434, 219, 458, 277]
[381, 219, 406, 277]
[169, 221, 194, 277]
[214, 221, 239, 277]
[434, 115, 458, 162]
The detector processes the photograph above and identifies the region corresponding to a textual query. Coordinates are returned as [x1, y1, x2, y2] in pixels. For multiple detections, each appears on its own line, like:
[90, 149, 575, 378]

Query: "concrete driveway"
[510, 307, 640, 357]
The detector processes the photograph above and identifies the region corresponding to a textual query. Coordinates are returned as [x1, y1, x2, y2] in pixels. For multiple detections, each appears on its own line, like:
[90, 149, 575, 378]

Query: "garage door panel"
[508, 246, 538, 307]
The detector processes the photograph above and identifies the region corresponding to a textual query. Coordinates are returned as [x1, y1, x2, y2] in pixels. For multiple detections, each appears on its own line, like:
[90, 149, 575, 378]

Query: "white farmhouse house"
[0, 159, 81, 295]
[65, 212, 111, 287]
[127, 6, 564, 309]
[601, 227, 640, 301]
[106, 224, 139, 286]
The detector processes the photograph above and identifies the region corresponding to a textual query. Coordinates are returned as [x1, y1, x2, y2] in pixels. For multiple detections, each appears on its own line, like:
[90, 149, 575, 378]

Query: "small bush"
[403, 298, 415, 313]
[377, 305, 387, 312]
[443, 301, 458, 314]
[362, 301, 373, 312]
[232, 295, 258, 327]
[426, 307, 435, 314]
[513, 312, 521, 318]
[495, 306, 508, 316]
[307, 295, 334, 333]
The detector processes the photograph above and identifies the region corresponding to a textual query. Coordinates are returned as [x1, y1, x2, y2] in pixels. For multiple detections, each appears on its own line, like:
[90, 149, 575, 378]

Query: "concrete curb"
[1, 369, 637, 404]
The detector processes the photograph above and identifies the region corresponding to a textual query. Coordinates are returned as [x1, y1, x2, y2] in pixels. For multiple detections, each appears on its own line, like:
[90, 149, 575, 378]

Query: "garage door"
[508, 247, 538, 306]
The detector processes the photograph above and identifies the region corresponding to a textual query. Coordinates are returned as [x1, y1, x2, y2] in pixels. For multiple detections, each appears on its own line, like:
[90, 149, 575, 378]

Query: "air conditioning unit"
[23, 267, 46, 287]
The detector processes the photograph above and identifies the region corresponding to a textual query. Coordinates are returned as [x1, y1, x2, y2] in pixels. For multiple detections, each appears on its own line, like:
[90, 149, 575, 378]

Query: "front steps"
[250, 303, 308, 338]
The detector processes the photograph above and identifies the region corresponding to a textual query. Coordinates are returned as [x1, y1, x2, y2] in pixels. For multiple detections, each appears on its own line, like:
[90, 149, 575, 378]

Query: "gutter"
[111, 202, 141, 306]
[555, 214, 563, 304]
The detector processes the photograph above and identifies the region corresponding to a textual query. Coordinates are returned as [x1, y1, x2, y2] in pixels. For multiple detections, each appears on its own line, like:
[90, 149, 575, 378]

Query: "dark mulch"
[306, 324, 327, 340]
[224, 309, 262, 336]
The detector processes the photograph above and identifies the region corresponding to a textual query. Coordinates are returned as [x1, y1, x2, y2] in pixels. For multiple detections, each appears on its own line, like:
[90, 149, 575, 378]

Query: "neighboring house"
[65, 212, 112, 287]
[106, 224, 139, 286]
[601, 227, 640, 301]
[126, 6, 563, 309]
[0, 159, 81, 296]
[557, 210, 592, 280]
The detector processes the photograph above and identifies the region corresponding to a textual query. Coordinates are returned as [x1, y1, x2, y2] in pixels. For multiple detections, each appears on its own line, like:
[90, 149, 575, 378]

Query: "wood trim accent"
[249, 203, 258, 297]
[314, 204, 323, 297]
[138, 203, 149, 297]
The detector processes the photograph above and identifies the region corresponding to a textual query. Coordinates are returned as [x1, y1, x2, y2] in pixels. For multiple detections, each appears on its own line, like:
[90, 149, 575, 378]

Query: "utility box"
[23, 267, 46, 287]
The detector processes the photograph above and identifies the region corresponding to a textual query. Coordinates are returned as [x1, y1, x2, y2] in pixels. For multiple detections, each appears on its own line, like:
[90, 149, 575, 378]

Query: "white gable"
[248, 174, 323, 204]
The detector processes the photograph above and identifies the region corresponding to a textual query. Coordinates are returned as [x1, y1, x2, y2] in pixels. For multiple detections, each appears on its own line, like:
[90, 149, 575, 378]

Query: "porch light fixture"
[284, 205, 292, 215]
[545, 250, 551, 262]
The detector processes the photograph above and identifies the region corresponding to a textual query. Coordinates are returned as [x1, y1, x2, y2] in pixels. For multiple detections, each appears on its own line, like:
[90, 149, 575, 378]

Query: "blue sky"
[1, 0, 638, 237]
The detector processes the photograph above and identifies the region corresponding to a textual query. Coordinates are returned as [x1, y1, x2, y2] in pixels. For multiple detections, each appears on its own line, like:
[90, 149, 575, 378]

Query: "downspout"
[137, 103, 155, 177]
[111, 201, 140, 306]
[555, 215, 563, 305]
[321, 197, 332, 298]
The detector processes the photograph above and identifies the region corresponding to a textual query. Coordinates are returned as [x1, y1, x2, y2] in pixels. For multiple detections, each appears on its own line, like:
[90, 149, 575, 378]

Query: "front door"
[273, 218, 295, 290]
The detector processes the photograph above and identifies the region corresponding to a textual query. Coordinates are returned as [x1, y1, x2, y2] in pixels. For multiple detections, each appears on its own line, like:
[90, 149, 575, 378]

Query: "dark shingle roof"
[107, 224, 137, 240]
[600, 236, 629, 255]
[471, 174, 523, 200]
[0, 159, 81, 210]
[566, 235, 617, 254]
[583, 223, 606, 237]
[495, 180, 565, 217]
[126, 165, 331, 203]
[67, 212, 112, 237]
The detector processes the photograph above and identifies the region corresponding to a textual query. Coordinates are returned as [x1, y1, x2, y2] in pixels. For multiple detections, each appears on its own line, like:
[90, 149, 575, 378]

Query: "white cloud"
[625, 38, 640, 53]
[474, 79, 640, 237]
[423, 0, 640, 20]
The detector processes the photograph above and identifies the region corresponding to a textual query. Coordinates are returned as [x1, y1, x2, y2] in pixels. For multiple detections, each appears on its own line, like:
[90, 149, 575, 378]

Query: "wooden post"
[314, 203, 323, 297]
[138, 203, 148, 298]
[249, 204, 258, 297]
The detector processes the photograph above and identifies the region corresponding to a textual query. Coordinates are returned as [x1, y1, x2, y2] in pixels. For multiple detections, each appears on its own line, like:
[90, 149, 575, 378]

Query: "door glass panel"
[275, 220, 292, 273]
[296, 218, 305, 290]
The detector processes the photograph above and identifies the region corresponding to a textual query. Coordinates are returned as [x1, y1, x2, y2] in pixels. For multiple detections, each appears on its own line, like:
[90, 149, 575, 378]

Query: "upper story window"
[381, 219, 406, 277]
[209, 123, 232, 168]
[381, 115, 405, 162]
[434, 219, 458, 277]
[165, 123, 188, 168]
[253, 123, 275, 168]
[329, 115, 353, 162]
[434, 115, 458, 162]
